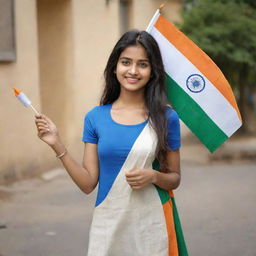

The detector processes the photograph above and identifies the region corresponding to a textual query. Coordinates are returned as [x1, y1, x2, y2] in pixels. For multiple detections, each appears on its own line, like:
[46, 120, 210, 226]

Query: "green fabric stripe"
[155, 186, 171, 204]
[152, 159, 189, 255]
[165, 74, 228, 152]
[171, 196, 189, 256]
[153, 160, 171, 204]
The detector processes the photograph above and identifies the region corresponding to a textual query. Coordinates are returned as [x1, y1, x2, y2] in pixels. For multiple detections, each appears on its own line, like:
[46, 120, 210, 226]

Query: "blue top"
[82, 104, 180, 206]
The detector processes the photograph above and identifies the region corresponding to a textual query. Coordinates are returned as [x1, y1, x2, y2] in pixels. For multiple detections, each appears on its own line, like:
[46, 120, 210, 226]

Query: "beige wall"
[37, 0, 73, 146]
[131, 0, 182, 29]
[0, 0, 43, 183]
[68, 0, 120, 152]
[0, 0, 182, 184]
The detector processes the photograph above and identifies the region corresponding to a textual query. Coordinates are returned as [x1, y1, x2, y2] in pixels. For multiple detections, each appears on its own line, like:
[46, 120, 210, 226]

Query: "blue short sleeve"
[82, 110, 98, 144]
[166, 108, 181, 150]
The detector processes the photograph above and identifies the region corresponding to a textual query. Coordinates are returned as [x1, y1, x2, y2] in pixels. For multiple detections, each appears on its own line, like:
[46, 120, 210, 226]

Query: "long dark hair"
[100, 30, 169, 170]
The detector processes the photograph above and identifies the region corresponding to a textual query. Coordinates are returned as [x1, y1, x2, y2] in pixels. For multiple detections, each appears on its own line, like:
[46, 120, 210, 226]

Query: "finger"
[35, 119, 47, 125]
[41, 114, 53, 125]
[36, 122, 49, 128]
[130, 182, 140, 186]
[126, 173, 141, 179]
[35, 114, 42, 119]
[36, 121, 48, 126]
[36, 125, 49, 132]
[125, 168, 138, 174]
[35, 114, 49, 125]
[126, 178, 141, 185]
[38, 130, 49, 137]
[125, 169, 131, 176]
[130, 185, 141, 190]
[126, 177, 140, 183]
[125, 171, 139, 178]
[38, 126, 50, 132]
[125, 173, 134, 178]
[126, 179, 136, 184]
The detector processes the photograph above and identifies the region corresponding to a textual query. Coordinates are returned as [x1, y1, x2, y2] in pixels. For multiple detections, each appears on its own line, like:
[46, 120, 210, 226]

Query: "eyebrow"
[119, 57, 149, 62]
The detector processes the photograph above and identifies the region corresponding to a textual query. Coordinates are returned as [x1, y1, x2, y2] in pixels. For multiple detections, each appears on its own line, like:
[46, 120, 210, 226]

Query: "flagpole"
[30, 104, 40, 115]
[146, 4, 164, 32]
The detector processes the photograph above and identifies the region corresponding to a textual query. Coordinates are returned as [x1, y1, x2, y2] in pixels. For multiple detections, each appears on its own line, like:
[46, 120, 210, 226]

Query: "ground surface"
[0, 140, 255, 256]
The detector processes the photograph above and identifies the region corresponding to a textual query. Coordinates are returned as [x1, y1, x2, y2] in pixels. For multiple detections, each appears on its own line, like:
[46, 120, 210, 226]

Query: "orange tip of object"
[13, 88, 21, 96]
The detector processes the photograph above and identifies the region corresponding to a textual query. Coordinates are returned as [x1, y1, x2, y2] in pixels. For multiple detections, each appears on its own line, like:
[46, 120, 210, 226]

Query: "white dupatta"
[88, 123, 168, 256]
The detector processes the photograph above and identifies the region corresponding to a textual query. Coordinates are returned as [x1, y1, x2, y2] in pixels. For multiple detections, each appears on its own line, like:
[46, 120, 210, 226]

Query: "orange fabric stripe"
[169, 190, 174, 198]
[155, 16, 241, 121]
[163, 200, 179, 256]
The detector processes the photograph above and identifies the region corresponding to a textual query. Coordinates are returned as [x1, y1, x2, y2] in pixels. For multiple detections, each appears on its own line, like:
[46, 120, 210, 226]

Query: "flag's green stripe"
[171, 196, 189, 256]
[165, 74, 228, 152]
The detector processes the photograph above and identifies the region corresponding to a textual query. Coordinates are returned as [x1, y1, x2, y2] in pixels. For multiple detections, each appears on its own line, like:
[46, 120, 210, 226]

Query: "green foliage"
[180, 0, 256, 132]
[180, 0, 256, 86]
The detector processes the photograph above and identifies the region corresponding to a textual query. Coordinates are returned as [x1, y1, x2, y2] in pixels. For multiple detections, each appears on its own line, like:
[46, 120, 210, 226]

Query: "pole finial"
[13, 88, 21, 97]
[159, 4, 165, 12]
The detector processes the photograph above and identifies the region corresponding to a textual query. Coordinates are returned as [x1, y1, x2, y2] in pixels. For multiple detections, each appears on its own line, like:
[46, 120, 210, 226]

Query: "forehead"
[119, 44, 148, 60]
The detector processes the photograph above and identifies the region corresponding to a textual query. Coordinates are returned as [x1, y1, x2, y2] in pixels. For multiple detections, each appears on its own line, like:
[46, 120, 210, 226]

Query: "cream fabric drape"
[87, 124, 168, 256]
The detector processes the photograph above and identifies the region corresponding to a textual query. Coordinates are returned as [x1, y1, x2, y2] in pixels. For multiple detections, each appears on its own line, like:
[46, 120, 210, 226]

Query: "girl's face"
[115, 44, 151, 93]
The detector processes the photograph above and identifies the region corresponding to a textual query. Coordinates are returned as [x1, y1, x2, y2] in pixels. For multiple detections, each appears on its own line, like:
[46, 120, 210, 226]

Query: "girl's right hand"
[35, 114, 60, 146]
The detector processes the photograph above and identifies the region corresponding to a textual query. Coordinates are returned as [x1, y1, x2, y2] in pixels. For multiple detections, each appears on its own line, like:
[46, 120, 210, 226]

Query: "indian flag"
[146, 10, 242, 152]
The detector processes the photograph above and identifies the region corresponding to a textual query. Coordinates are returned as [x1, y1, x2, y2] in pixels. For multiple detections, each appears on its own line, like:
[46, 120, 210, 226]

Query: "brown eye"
[139, 62, 148, 68]
[121, 60, 130, 65]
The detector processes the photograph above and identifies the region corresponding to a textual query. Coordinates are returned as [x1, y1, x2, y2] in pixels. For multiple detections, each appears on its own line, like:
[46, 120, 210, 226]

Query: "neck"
[114, 89, 146, 108]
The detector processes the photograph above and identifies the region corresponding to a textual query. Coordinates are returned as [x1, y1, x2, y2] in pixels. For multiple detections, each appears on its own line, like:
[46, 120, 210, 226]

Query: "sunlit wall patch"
[186, 74, 206, 93]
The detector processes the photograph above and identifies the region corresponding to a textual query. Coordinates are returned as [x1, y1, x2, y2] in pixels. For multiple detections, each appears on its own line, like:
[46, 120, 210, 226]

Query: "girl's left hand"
[125, 168, 156, 190]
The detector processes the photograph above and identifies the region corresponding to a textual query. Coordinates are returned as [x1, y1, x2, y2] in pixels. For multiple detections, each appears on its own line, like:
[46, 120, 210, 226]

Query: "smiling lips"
[125, 77, 140, 84]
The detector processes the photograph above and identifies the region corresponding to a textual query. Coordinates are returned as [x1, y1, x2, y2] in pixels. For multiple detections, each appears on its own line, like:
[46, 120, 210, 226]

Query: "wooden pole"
[159, 4, 165, 12]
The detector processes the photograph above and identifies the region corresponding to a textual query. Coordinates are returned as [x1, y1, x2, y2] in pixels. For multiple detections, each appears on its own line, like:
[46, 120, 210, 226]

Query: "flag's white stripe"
[151, 27, 242, 137]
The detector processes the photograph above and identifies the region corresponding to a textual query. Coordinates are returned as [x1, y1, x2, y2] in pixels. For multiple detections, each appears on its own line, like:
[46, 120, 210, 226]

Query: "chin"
[122, 85, 145, 93]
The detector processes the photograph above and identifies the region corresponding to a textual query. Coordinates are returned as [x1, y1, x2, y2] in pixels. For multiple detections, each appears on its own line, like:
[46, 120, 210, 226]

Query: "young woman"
[35, 30, 183, 256]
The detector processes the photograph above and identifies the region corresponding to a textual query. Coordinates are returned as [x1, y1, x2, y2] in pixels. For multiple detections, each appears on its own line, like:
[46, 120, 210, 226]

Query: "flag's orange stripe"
[155, 16, 242, 121]
[163, 201, 179, 256]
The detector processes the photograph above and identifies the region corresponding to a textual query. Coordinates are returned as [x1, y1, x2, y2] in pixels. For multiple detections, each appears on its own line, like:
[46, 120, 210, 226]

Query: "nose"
[128, 64, 138, 75]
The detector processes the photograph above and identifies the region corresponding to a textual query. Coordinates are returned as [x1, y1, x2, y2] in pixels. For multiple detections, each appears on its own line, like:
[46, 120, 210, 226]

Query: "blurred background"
[0, 0, 182, 182]
[0, 0, 255, 255]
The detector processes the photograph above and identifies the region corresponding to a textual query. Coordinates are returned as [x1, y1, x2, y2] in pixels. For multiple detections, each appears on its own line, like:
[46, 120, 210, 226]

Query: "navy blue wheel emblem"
[186, 74, 205, 93]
